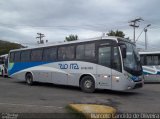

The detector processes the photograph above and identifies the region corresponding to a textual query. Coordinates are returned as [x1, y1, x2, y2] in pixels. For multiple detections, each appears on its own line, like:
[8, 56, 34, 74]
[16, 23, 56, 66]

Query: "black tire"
[25, 73, 34, 85]
[80, 76, 95, 93]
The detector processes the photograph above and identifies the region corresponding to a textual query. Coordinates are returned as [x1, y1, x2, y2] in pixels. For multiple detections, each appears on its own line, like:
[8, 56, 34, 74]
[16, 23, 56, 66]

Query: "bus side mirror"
[118, 43, 127, 58]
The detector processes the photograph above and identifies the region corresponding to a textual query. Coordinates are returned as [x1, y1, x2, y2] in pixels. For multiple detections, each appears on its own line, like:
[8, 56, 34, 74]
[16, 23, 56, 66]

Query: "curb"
[68, 104, 116, 119]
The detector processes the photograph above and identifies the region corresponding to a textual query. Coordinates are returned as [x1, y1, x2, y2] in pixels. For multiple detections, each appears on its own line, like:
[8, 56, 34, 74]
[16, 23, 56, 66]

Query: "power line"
[36, 33, 45, 44]
[129, 17, 144, 43]
[143, 20, 160, 29]
[136, 40, 160, 50]
[136, 43, 160, 50]
[0, 21, 129, 30]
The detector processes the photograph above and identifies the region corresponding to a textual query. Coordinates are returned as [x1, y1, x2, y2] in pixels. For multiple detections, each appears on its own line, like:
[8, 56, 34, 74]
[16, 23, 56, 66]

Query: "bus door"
[111, 46, 123, 90]
[97, 45, 112, 89]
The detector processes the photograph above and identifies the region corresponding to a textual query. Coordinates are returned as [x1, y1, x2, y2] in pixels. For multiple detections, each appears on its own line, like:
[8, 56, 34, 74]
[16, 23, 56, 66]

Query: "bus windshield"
[119, 40, 142, 76]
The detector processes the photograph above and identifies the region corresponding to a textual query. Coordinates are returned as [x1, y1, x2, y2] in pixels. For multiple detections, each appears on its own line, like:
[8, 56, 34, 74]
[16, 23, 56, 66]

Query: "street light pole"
[144, 29, 147, 50]
[144, 24, 151, 50]
[136, 24, 151, 50]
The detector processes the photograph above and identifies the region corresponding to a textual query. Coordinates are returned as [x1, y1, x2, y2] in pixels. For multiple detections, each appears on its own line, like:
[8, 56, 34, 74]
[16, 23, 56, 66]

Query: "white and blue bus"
[140, 51, 160, 82]
[8, 36, 143, 92]
[0, 54, 8, 77]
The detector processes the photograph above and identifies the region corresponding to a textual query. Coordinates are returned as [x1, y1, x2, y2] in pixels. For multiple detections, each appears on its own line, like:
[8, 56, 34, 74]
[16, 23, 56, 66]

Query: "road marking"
[0, 102, 63, 109]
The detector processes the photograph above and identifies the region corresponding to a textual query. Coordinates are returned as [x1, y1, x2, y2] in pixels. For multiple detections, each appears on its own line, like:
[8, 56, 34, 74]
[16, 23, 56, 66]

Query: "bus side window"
[76, 45, 85, 59]
[85, 43, 95, 60]
[158, 55, 160, 65]
[98, 46, 111, 68]
[43, 47, 57, 61]
[14, 52, 21, 62]
[76, 43, 95, 60]
[10, 53, 15, 62]
[66, 46, 75, 60]
[58, 46, 75, 60]
[58, 47, 66, 60]
[153, 55, 159, 65]
[146, 55, 159, 65]
[31, 49, 43, 61]
[21, 50, 31, 62]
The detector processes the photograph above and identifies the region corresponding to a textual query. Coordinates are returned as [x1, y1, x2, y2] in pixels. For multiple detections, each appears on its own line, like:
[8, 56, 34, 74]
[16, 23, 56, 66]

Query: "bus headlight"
[115, 76, 120, 79]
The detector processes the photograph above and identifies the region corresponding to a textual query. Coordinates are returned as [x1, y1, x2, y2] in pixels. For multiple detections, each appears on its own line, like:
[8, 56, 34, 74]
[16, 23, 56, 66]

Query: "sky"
[0, 0, 160, 50]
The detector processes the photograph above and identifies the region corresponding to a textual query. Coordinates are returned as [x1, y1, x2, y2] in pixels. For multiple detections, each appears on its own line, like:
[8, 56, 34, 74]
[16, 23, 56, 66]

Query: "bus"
[0, 54, 8, 77]
[8, 36, 143, 92]
[139, 51, 160, 82]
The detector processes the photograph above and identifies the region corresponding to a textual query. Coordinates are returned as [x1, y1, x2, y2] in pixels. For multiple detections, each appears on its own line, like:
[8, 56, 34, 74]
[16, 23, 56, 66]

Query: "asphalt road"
[0, 77, 160, 114]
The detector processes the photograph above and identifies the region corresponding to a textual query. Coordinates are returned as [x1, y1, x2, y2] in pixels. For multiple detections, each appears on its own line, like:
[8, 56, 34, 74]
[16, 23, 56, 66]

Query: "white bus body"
[8, 37, 143, 92]
[140, 51, 160, 82]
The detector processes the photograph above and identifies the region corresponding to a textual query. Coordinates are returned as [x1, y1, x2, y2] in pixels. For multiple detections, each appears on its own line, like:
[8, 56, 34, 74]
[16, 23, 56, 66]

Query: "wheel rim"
[84, 80, 92, 89]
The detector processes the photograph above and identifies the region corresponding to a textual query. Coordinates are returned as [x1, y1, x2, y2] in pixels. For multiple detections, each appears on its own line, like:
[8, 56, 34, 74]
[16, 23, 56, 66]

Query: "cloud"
[0, 0, 160, 50]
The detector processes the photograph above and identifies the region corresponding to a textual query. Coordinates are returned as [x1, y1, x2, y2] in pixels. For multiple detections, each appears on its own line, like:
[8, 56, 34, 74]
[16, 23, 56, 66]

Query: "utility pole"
[129, 17, 144, 43]
[36, 33, 45, 44]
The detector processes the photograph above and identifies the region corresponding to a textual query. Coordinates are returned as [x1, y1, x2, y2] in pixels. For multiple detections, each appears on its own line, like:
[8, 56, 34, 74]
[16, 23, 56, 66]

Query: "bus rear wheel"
[25, 73, 33, 85]
[80, 76, 95, 93]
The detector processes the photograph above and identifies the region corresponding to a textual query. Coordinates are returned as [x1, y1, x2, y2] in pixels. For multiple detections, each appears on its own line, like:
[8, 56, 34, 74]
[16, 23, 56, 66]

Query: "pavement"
[1, 77, 160, 118]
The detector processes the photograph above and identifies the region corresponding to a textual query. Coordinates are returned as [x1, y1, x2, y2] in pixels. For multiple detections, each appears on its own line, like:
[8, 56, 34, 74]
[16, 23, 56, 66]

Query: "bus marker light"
[115, 77, 120, 79]
[104, 76, 108, 78]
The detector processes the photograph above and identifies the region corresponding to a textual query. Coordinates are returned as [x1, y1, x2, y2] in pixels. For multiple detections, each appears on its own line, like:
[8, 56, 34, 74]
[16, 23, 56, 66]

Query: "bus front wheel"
[25, 73, 33, 85]
[80, 76, 95, 93]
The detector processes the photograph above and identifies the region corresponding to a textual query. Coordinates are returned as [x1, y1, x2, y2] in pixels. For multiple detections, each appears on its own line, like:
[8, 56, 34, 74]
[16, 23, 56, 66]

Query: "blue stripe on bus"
[9, 62, 50, 76]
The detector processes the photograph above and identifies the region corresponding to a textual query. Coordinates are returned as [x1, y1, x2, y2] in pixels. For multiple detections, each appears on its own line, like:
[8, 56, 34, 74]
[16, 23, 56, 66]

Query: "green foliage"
[107, 30, 125, 38]
[65, 34, 78, 42]
[0, 40, 24, 55]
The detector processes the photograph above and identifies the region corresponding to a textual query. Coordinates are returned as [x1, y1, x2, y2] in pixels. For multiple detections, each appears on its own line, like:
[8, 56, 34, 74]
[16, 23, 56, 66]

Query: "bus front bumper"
[133, 82, 143, 89]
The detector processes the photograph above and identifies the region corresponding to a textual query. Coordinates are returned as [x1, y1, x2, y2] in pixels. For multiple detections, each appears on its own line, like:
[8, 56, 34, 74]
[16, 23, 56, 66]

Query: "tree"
[0, 40, 24, 55]
[107, 30, 125, 38]
[65, 34, 78, 42]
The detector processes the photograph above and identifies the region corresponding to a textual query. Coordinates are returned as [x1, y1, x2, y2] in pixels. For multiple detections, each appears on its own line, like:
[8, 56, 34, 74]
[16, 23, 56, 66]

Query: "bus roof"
[9, 36, 130, 52]
[139, 51, 160, 55]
